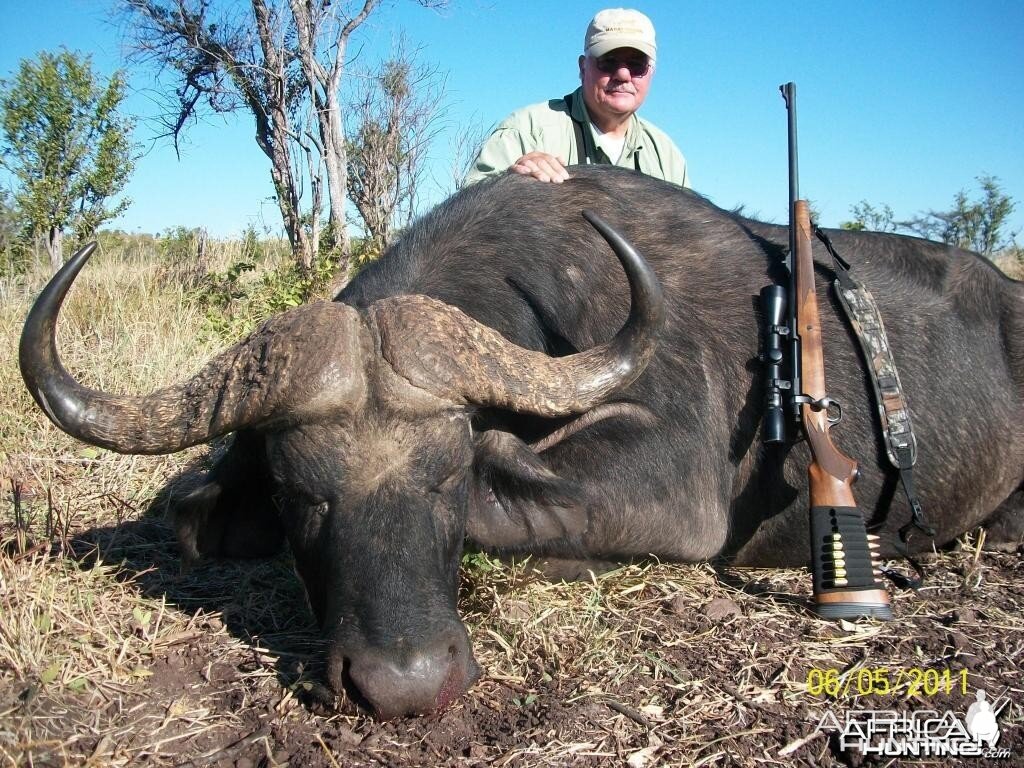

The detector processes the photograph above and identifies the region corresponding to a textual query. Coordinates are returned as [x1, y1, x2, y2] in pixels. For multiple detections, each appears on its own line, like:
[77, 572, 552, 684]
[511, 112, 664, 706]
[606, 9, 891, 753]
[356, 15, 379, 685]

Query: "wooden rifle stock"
[782, 85, 891, 620]
[793, 199, 856, 507]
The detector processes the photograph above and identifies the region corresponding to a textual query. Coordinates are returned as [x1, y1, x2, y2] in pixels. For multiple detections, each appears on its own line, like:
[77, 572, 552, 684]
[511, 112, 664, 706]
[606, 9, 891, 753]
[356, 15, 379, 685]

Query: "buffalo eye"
[428, 469, 465, 498]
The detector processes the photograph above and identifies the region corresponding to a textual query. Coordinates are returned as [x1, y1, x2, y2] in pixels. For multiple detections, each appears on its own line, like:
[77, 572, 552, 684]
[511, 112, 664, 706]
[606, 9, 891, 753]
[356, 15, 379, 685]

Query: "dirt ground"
[2, 500, 1021, 768]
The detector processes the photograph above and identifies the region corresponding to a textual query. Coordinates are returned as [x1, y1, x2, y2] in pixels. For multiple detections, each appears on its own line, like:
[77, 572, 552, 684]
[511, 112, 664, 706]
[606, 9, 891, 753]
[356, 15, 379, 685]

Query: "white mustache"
[605, 85, 637, 95]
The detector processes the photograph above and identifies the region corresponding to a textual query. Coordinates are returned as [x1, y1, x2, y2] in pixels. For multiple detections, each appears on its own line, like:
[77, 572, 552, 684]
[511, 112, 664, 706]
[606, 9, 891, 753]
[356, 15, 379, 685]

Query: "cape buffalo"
[20, 167, 1024, 719]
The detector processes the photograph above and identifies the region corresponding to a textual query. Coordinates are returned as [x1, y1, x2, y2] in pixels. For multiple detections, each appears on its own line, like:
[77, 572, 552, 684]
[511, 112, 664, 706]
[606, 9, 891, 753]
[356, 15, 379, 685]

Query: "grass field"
[1, 237, 1022, 767]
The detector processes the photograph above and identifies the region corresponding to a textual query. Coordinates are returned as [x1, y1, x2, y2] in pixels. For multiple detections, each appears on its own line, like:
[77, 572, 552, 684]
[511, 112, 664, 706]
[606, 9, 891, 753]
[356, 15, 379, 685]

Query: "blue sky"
[1, 1, 1022, 243]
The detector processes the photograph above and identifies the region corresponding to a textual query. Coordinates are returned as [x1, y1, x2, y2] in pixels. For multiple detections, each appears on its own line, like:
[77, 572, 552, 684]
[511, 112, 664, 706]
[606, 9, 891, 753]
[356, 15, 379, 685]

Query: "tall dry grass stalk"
[0, 239, 225, 764]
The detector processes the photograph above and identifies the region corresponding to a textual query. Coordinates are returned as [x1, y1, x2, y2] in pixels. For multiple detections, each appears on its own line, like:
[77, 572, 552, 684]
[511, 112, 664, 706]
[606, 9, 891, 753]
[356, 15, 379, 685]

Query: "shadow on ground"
[63, 459, 329, 704]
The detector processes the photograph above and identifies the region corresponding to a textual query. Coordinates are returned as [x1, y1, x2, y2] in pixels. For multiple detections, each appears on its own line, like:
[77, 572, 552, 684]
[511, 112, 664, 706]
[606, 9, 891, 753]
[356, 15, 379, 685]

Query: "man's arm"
[467, 127, 570, 185]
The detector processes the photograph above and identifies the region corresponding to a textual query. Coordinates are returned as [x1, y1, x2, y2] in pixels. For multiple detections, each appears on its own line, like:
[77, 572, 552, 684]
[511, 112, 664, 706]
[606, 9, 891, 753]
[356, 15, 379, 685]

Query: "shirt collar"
[570, 87, 642, 149]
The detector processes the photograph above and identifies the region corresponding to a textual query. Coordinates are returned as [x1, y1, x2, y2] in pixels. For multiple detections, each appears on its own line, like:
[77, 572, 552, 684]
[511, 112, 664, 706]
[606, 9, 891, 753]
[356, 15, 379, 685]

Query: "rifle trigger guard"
[794, 394, 844, 424]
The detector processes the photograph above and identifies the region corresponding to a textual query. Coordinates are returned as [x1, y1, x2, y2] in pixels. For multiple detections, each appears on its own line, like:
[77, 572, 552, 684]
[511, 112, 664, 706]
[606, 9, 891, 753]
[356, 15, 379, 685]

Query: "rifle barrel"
[780, 82, 799, 206]
[780, 81, 802, 422]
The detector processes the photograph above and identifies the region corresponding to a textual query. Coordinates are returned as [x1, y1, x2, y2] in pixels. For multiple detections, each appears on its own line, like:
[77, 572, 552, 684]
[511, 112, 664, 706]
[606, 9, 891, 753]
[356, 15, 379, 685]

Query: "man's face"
[578, 47, 654, 126]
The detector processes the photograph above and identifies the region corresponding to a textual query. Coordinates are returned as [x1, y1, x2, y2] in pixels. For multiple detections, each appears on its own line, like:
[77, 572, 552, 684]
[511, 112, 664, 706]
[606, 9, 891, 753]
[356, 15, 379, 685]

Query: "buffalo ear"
[173, 475, 286, 569]
[468, 430, 588, 550]
[174, 482, 224, 570]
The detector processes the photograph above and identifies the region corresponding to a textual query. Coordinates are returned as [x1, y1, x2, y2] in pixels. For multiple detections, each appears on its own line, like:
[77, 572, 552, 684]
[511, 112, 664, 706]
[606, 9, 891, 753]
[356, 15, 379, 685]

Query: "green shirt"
[466, 87, 689, 187]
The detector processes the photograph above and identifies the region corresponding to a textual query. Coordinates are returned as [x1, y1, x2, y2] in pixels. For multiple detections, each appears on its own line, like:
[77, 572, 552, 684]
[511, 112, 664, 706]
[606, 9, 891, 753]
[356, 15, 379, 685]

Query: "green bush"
[190, 248, 341, 342]
[0, 239, 33, 277]
[348, 235, 382, 277]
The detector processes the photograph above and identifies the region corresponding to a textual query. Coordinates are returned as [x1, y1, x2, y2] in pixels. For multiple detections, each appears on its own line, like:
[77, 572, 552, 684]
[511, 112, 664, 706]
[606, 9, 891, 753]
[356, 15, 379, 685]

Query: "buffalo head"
[20, 212, 663, 718]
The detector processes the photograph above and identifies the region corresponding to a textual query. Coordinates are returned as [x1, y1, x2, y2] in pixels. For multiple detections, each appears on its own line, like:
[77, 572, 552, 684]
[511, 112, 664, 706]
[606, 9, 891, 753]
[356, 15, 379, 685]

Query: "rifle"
[762, 83, 892, 620]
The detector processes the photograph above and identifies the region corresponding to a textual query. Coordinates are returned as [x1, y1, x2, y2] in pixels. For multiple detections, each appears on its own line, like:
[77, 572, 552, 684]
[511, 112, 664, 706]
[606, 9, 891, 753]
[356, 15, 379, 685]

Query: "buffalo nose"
[331, 627, 479, 719]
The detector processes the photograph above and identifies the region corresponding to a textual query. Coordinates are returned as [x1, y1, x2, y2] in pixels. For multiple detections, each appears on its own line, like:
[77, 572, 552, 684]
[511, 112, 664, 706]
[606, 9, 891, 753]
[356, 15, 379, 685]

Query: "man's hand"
[510, 152, 570, 183]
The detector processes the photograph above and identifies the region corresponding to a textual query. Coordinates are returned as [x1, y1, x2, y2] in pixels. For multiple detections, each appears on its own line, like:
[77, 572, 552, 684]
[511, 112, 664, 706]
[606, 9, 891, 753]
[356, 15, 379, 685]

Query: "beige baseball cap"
[584, 8, 657, 62]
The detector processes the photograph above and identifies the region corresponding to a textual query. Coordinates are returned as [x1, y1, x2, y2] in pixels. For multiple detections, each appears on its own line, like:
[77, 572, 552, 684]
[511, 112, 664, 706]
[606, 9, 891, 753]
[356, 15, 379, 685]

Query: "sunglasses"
[592, 54, 651, 78]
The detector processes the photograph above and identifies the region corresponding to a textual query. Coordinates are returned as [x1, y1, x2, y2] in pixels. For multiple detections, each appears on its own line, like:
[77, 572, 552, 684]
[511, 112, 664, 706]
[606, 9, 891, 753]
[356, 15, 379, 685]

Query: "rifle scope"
[760, 284, 789, 444]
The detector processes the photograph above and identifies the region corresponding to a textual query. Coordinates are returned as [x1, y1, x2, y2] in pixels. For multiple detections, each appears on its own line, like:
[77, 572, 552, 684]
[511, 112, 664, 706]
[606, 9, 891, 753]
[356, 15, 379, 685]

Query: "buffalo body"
[21, 167, 1024, 717]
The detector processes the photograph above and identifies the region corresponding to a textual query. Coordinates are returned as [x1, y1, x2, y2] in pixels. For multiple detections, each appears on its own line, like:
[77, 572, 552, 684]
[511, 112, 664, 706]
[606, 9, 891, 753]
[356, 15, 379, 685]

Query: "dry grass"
[454, 548, 1023, 767]
[1, 240, 1022, 767]
[0, 238, 302, 766]
[994, 250, 1024, 280]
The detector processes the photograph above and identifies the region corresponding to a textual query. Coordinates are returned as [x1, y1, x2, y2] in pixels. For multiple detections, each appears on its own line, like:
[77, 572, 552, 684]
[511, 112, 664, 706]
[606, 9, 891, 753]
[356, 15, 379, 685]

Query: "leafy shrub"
[190, 248, 341, 342]
[348, 235, 383, 277]
[152, 226, 211, 291]
[0, 238, 33, 278]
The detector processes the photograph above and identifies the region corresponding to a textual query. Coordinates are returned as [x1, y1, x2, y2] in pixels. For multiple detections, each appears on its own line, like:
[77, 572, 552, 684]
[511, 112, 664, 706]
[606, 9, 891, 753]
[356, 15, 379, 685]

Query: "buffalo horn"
[371, 211, 664, 416]
[19, 243, 366, 454]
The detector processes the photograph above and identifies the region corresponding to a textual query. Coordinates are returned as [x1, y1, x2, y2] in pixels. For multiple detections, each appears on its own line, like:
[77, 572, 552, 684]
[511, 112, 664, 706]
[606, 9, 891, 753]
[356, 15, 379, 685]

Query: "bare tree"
[123, 0, 320, 269]
[447, 114, 489, 194]
[346, 41, 446, 258]
[121, 0, 446, 276]
[289, 0, 382, 264]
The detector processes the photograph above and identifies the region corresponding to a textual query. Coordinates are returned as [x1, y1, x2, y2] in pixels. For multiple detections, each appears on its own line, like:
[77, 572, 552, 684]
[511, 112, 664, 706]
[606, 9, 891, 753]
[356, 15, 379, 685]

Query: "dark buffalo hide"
[21, 166, 1024, 718]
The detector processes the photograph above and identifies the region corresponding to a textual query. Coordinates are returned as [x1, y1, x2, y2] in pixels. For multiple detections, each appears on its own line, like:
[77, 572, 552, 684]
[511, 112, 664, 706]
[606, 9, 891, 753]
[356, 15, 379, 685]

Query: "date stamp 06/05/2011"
[806, 667, 969, 698]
